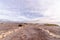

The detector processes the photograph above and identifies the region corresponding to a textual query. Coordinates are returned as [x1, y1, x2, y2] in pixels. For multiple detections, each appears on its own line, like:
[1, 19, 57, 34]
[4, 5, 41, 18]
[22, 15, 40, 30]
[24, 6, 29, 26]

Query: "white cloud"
[31, 0, 60, 22]
[42, 0, 60, 20]
[0, 0, 60, 22]
[0, 14, 30, 22]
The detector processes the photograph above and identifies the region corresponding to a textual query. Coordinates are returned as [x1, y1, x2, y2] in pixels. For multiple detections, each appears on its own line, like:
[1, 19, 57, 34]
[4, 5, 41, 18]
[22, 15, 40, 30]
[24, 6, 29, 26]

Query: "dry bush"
[44, 24, 59, 26]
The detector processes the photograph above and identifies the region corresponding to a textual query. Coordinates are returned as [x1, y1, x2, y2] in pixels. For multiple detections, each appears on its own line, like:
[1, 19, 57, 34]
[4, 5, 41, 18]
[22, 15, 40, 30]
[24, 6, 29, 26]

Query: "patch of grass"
[44, 24, 59, 26]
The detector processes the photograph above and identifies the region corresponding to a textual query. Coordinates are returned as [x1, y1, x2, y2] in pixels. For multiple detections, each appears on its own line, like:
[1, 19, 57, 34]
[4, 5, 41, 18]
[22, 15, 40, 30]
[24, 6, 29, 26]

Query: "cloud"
[20, 0, 53, 18]
[0, 0, 44, 22]
[0, 0, 60, 22]
[0, 9, 31, 21]
[0, 0, 31, 22]
[21, 0, 60, 22]
[42, 0, 60, 21]
[25, 0, 60, 22]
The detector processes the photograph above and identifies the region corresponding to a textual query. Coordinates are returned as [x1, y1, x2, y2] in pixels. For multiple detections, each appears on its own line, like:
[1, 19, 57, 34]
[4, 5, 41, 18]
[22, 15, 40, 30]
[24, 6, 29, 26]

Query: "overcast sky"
[0, 0, 60, 22]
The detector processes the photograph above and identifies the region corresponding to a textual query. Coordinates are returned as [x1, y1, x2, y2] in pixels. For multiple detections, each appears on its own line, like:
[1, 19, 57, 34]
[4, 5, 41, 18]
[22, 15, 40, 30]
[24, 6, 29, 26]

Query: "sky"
[0, 0, 60, 22]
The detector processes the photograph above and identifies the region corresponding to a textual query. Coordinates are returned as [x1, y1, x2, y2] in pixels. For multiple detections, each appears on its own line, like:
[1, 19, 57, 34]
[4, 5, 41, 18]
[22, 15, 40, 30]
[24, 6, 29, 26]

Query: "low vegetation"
[44, 24, 59, 26]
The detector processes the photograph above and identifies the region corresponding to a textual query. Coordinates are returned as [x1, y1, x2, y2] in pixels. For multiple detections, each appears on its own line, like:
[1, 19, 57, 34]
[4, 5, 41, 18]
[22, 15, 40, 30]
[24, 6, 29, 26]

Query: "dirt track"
[0, 23, 60, 40]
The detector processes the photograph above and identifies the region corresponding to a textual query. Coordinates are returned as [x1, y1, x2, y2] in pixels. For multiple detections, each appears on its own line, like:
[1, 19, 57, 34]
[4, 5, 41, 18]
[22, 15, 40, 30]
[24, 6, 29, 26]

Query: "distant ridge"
[0, 18, 60, 25]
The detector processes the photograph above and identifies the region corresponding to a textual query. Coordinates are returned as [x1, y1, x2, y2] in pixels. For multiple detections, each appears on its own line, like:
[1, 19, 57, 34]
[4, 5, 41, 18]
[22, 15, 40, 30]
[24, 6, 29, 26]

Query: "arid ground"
[0, 22, 60, 40]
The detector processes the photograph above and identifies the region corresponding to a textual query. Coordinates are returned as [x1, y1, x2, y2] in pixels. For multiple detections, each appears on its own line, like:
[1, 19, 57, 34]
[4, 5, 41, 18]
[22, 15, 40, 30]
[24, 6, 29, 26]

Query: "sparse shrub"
[18, 24, 23, 27]
[44, 24, 59, 26]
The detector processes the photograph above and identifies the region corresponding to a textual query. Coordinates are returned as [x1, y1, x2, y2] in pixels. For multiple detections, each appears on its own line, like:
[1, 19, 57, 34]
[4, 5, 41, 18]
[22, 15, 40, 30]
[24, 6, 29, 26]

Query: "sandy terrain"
[0, 22, 60, 40]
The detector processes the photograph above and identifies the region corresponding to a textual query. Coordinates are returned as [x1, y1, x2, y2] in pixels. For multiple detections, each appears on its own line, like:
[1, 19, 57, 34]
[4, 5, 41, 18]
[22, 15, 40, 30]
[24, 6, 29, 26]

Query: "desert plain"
[0, 22, 60, 40]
